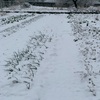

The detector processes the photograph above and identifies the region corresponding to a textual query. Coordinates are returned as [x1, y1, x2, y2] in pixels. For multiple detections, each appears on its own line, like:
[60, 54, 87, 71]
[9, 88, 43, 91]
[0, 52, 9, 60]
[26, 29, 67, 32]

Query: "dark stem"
[72, 0, 78, 8]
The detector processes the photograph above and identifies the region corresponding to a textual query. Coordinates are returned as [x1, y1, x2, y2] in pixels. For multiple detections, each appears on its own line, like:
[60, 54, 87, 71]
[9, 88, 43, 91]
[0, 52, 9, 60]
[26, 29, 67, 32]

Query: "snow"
[0, 5, 68, 12]
[0, 6, 100, 100]
[33, 31, 83, 100]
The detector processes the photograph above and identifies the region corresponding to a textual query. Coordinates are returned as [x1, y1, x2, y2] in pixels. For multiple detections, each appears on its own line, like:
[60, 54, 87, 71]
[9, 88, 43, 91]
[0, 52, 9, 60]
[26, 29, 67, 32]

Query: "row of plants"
[0, 15, 44, 40]
[5, 33, 52, 89]
[68, 14, 100, 96]
[0, 13, 34, 26]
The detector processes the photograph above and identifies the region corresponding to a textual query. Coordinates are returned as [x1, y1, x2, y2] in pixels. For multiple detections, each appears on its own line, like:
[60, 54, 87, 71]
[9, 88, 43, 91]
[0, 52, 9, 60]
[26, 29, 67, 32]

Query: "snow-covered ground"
[1, 4, 100, 12]
[0, 6, 100, 100]
[0, 5, 68, 12]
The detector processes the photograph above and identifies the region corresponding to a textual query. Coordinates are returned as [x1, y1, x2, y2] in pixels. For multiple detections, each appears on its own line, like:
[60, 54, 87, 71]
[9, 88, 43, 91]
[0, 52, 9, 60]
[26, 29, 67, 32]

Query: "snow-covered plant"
[5, 33, 52, 89]
[0, 14, 34, 26]
[70, 14, 100, 96]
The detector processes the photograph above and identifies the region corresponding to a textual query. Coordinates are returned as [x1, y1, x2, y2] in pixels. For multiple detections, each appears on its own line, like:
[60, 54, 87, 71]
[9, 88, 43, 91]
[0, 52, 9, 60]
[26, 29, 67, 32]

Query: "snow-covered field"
[0, 6, 100, 100]
[0, 5, 68, 12]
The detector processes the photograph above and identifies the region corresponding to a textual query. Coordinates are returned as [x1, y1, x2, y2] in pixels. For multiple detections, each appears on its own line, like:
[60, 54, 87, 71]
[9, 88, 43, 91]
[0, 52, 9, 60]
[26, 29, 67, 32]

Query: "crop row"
[0, 13, 34, 25]
[68, 14, 100, 96]
[5, 33, 52, 89]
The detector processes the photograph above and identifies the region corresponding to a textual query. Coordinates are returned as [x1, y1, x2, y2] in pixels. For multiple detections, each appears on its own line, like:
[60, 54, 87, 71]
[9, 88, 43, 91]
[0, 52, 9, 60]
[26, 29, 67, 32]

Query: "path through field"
[30, 15, 89, 100]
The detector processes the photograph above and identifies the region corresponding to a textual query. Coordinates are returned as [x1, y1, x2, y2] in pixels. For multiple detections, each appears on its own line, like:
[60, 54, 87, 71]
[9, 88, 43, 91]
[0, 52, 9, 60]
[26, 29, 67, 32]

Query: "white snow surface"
[0, 9, 100, 100]
[0, 5, 68, 12]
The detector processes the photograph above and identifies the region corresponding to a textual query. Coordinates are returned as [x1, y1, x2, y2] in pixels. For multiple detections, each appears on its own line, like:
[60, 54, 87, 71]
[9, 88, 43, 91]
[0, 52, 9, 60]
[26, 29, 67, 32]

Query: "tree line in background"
[0, 0, 100, 8]
[55, 0, 100, 8]
[0, 0, 26, 8]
